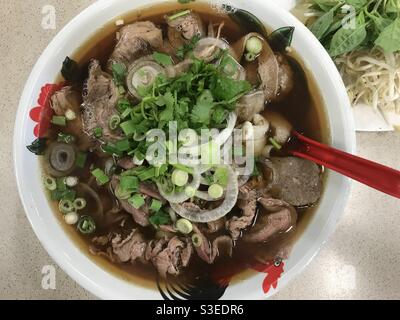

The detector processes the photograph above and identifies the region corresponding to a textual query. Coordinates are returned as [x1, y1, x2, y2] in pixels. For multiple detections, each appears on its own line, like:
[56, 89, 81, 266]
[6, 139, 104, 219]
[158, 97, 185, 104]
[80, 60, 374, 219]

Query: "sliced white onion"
[193, 37, 231, 62]
[156, 169, 201, 204]
[179, 112, 237, 157]
[170, 165, 238, 223]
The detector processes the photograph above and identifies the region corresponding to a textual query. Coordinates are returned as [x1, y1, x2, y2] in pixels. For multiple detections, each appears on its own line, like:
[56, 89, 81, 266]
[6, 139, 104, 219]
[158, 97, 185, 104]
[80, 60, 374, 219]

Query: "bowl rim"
[13, 0, 356, 300]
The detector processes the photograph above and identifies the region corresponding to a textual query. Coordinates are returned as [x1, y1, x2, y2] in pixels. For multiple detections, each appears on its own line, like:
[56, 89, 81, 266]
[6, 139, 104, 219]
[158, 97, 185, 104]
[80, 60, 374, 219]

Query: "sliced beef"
[226, 188, 258, 241]
[108, 21, 163, 68]
[112, 230, 147, 262]
[82, 60, 122, 143]
[110, 175, 150, 227]
[112, 232, 193, 278]
[276, 53, 294, 101]
[192, 225, 233, 264]
[151, 237, 185, 277]
[117, 157, 136, 170]
[165, 59, 193, 78]
[119, 199, 151, 227]
[166, 12, 205, 48]
[235, 90, 265, 123]
[139, 182, 165, 202]
[263, 157, 322, 207]
[243, 197, 297, 243]
[145, 239, 167, 261]
[50, 86, 93, 150]
[204, 218, 226, 234]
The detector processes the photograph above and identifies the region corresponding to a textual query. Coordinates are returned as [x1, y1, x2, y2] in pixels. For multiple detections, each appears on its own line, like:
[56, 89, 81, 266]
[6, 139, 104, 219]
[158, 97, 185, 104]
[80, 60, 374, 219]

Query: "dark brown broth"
[47, 2, 329, 289]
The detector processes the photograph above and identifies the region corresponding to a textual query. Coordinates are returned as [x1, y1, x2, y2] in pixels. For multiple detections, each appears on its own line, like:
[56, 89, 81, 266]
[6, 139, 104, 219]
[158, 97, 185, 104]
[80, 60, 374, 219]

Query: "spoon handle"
[291, 131, 400, 199]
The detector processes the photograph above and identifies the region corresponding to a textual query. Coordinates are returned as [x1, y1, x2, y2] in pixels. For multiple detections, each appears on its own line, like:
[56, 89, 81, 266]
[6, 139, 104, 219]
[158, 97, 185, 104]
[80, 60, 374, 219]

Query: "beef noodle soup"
[29, 2, 329, 291]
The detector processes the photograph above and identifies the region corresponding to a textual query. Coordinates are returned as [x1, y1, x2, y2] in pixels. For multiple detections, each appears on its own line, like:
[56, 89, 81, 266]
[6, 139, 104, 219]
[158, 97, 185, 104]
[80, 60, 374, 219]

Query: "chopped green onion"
[121, 107, 132, 120]
[64, 212, 79, 225]
[128, 194, 145, 209]
[75, 151, 87, 168]
[51, 189, 76, 201]
[120, 176, 139, 193]
[101, 143, 123, 157]
[94, 127, 103, 138]
[185, 186, 196, 197]
[51, 116, 67, 126]
[137, 167, 156, 181]
[246, 36, 263, 55]
[117, 98, 131, 113]
[269, 138, 282, 150]
[43, 175, 56, 191]
[149, 210, 171, 227]
[65, 176, 78, 187]
[73, 198, 87, 210]
[192, 233, 203, 247]
[208, 184, 224, 199]
[150, 199, 162, 212]
[91, 168, 110, 186]
[109, 115, 121, 130]
[167, 9, 191, 21]
[171, 169, 189, 187]
[57, 133, 75, 144]
[245, 52, 258, 62]
[65, 109, 77, 121]
[59, 199, 75, 214]
[214, 167, 229, 187]
[77, 216, 96, 234]
[115, 139, 131, 152]
[114, 184, 132, 200]
[120, 120, 136, 136]
[56, 178, 67, 191]
[176, 218, 193, 235]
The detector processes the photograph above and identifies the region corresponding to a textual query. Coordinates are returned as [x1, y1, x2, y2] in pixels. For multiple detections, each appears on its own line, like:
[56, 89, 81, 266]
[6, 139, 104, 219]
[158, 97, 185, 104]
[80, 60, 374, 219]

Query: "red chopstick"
[290, 131, 400, 199]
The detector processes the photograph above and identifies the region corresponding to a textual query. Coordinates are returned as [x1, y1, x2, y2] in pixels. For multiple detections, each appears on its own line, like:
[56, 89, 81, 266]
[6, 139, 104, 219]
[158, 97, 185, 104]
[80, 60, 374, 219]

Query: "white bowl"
[13, 0, 355, 300]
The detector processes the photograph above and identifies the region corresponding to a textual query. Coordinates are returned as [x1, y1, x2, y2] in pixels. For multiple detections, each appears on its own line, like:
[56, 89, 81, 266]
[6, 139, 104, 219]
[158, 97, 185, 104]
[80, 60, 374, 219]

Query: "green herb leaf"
[153, 52, 174, 66]
[211, 75, 251, 101]
[310, 4, 338, 40]
[268, 26, 295, 51]
[27, 138, 47, 155]
[112, 63, 127, 86]
[328, 11, 367, 57]
[375, 17, 400, 53]
[61, 57, 82, 83]
[176, 35, 200, 60]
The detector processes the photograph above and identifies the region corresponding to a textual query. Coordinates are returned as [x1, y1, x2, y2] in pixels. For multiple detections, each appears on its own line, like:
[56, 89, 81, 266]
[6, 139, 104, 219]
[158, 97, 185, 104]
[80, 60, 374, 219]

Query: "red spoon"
[289, 131, 400, 199]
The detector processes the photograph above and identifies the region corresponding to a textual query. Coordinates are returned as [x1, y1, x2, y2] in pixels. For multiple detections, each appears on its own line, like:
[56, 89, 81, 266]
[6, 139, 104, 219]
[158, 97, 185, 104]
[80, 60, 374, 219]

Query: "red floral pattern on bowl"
[29, 83, 64, 138]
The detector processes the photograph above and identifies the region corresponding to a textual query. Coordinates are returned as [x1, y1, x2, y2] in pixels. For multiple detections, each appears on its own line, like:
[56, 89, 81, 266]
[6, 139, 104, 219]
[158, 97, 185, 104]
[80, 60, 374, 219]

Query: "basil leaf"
[345, 0, 368, 9]
[61, 57, 82, 83]
[27, 138, 47, 155]
[310, 4, 338, 40]
[268, 26, 295, 51]
[311, 0, 338, 12]
[375, 17, 400, 53]
[329, 12, 367, 57]
[385, 0, 400, 13]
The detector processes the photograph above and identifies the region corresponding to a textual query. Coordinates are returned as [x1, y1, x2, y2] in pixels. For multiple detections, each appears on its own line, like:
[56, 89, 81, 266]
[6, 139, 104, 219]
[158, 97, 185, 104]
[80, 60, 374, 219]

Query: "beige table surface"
[1, 0, 399, 300]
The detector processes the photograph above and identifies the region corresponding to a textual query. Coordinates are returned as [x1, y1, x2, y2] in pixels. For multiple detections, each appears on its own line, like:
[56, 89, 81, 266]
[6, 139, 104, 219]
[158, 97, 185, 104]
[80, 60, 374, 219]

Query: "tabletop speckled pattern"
[1, 0, 399, 300]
